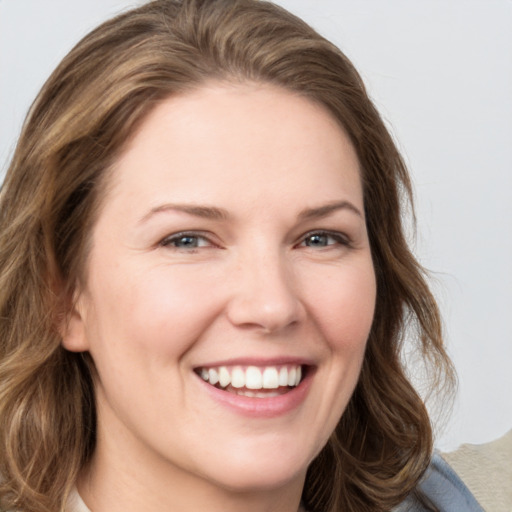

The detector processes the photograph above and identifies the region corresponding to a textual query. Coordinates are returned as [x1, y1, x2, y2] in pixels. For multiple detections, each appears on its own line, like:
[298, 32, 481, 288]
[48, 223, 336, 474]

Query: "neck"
[80, 390, 308, 512]
[77, 444, 306, 512]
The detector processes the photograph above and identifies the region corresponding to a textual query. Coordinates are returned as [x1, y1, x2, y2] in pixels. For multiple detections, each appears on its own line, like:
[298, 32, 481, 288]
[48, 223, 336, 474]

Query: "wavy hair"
[0, 1, 455, 511]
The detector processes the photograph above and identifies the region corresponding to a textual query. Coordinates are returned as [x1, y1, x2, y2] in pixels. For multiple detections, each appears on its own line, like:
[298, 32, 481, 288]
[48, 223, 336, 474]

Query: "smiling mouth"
[195, 364, 305, 398]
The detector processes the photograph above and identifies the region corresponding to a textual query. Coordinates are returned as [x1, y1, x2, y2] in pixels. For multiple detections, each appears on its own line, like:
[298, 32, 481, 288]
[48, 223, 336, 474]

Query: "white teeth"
[219, 366, 230, 388]
[262, 367, 279, 389]
[236, 389, 282, 398]
[208, 368, 219, 385]
[246, 366, 263, 389]
[198, 364, 303, 391]
[288, 367, 296, 387]
[278, 367, 288, 387]
[295, 366, 302, 386]
[231, 367, 245, 388]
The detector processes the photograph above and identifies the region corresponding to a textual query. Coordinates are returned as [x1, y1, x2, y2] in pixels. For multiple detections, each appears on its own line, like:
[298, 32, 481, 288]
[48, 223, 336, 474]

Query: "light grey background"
[1, 0, 511, 451]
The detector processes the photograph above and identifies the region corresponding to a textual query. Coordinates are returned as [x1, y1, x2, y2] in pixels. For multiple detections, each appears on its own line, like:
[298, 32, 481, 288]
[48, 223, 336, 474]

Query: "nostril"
[226, 293, 303, 334]
[225, 259, 303, 332]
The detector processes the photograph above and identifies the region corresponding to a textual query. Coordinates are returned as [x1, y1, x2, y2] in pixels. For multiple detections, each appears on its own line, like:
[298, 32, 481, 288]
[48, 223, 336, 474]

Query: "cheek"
[85, 262, 224, 358]
[303, 262, 376, 351]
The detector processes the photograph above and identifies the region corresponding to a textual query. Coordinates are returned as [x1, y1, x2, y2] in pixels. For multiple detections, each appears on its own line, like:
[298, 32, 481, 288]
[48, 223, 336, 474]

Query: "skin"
[62, 82, 377, 512]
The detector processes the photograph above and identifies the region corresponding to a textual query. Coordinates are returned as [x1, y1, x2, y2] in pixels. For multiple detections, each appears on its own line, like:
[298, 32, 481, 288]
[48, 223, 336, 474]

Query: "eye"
[299, 231, 349, 249]
[160, 232, 212, 250]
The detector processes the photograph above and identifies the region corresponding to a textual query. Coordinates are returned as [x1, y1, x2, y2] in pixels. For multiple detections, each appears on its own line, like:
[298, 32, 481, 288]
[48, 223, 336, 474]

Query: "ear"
[59, 289, 91, 353]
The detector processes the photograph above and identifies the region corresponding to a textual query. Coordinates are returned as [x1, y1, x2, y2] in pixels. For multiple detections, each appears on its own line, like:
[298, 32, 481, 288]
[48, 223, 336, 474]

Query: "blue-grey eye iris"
[306, 234, 328, 247]
[175, 236, 198, 248]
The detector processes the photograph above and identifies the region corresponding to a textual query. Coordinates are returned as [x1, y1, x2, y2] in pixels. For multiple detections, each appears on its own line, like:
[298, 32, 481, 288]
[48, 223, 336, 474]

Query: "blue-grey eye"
[162, 233, 210, 249]
[301, 231, 348, 248]
[304, 233, 330, 247]
[173, 235, 200, 248]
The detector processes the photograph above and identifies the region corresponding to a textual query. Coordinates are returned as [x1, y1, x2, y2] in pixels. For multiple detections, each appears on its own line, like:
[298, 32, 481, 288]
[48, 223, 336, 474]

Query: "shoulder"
[394, 452, 484, 511]
[441, 429, 512, 511]
[394, 430, 512, 511]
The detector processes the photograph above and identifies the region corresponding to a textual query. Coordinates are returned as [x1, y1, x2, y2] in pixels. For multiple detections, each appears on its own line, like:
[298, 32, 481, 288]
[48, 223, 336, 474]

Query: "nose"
[226, 248, 304, 334]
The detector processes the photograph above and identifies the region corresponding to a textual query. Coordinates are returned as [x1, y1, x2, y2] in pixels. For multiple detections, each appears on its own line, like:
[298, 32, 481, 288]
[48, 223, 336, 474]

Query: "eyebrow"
[139, 203, 230, 224]
[140, 199, 362, 224]
[298, 200, 363, 220]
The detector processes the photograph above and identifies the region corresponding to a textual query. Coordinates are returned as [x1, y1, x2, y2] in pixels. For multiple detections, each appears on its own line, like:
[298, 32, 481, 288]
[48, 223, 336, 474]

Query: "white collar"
[66, 488, 91, 512]
[67, 488, 308, 512]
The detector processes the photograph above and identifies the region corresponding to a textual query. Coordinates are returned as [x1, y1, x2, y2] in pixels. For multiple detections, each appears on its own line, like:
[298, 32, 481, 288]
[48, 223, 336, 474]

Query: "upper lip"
[193, 356, 315, 370]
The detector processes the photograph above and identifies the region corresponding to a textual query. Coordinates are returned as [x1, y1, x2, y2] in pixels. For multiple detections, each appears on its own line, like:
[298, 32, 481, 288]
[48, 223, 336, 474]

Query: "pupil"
[178, 236, 197, 247]
[308, 234, 327, 246]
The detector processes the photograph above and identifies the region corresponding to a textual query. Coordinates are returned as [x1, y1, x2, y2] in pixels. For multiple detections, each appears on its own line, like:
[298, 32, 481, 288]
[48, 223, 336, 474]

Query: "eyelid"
[159, 231, 216, 249]
[296, 229, 352, 248]
[158, 229, 351, 250]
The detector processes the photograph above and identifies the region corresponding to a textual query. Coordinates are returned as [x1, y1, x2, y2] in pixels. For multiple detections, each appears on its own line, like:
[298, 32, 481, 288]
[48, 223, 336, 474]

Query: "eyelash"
[160, 230, 351, 251]
[160, 232, 213, 250]
[297, 230, 351, 249]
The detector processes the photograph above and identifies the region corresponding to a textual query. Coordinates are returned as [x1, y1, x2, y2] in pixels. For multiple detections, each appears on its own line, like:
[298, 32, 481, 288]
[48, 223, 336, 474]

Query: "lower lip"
[195, 370, 313, 418]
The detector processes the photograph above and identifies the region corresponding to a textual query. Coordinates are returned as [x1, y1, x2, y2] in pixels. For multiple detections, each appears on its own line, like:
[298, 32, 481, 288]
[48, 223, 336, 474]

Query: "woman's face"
[64, 83, 376, 499]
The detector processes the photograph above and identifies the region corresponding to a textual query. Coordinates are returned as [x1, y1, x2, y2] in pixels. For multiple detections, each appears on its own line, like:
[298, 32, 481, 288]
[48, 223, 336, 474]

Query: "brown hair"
[0, 1, 455, 511]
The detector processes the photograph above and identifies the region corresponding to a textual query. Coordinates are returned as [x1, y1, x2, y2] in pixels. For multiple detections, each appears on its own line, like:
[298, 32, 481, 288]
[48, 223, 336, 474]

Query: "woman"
[0, 1, 457, 511]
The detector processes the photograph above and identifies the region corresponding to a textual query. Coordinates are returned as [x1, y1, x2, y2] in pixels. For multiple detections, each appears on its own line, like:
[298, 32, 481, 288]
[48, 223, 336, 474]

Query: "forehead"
[104, 81, 362, 217]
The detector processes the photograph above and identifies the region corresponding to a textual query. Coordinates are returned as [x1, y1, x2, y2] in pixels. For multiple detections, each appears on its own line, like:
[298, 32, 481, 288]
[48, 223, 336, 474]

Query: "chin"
[211, 465, 306, 494]
[194, 440, 313, 493]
